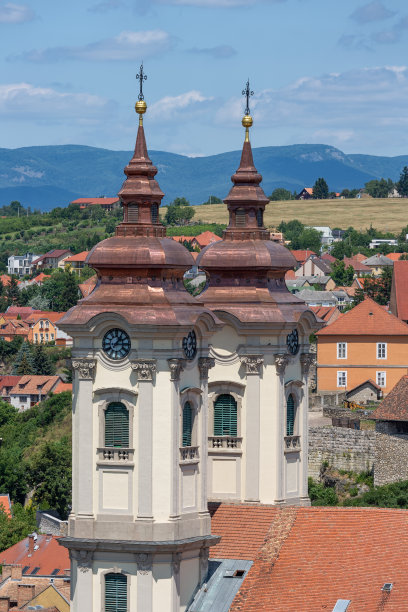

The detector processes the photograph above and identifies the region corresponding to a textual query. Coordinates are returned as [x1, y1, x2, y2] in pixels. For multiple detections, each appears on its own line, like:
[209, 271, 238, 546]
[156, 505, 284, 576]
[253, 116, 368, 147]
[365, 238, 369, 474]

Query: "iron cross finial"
[136, 63, 147, 101]
[242, 78, 254, 115]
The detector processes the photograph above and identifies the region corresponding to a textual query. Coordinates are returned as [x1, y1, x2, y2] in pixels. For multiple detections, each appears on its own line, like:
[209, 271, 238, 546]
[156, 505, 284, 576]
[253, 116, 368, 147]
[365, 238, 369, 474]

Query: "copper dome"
[197, 238, 296, 272]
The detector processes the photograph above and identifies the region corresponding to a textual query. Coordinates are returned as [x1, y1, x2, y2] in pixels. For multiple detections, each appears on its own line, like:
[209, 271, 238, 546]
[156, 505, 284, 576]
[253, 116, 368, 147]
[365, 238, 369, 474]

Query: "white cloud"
[0, 83, 115, 122]
[350, 1, 395, 24]
[149, 90, 214, 121]
[0, 1, 35, 23]
[10, 29, 173, 62]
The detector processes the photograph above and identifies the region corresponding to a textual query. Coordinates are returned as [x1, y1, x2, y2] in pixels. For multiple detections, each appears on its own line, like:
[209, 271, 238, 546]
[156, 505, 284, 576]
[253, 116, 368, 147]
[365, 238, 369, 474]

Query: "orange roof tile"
[285, 269, 296, 280]
[0, 534, 69, 576]
[371, 375, 408, 421]
[54, 381, 72, 394]
[316, 297, 408, 336]
[391, 260, 408, 322]
[78, 275, 97, 298]
[309, 305, 341, 324]
[194, 231, 222, 248]
[321, 253, 336, 263]
[344, 256, 371, 272]
[290, 249, 316, 263]
[0, 375, 22, 390]
[25, 312, 66, 325]
[71, 197, 118, 205]
[33, 273, 51, 283]
[0, 494, 11, 517]
[304, 187, 313, 195]
[64, 250, 89, 263]
[352, 252, 368, 262]
[386, 253, 402, 262]
[9, 375, 61, 397]
[170, 235, 193, 243]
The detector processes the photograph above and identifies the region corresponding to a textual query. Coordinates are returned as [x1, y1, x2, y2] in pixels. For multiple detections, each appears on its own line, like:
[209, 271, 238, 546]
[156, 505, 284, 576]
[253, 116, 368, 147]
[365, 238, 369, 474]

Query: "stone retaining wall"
[374, 433, 408, 486]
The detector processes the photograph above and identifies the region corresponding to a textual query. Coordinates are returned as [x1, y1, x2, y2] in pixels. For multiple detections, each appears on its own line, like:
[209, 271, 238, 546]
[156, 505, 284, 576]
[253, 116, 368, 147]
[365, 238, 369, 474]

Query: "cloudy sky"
[1, 0, 408, 156]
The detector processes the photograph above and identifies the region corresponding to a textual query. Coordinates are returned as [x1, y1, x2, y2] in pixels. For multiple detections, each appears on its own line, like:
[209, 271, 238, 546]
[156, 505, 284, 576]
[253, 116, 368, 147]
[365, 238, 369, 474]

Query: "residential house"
[64, 251, 90, 274]
[296, 289, 338, 307]
[343, 256, 371, 277]
[309, 305, 341, 326]
[269, 231, 284, 243]
[321, 252, 336, 264]
[362, 253, 394, 276]
[70, 197, 120, 211]
[386, 253, 402, 262]
[369, 238, 398, 249]
[298, 275, 335, 291]
[332, 229, 345, 241]
[295, 255, 332, 277]
[286, 278, 312, 292]
[31, 250, 73, 271]
[345, 379, 382, 404]
[4, 306, 35, 320]
[290, 249, 316, 267]
[296, 187, 313, 199]
[9, 375, 61, 411]
[316, 298, 408, 395]
[312, 226, 334, 245]
[0, 319, 30, 342]
[26, 312, 66, 345]
[7, 253, 41, 277]
[191, 231, 222, 250]
[0, 376, 22, 402]
[0, 534, 69, 611]
[390, 260, 408, 323]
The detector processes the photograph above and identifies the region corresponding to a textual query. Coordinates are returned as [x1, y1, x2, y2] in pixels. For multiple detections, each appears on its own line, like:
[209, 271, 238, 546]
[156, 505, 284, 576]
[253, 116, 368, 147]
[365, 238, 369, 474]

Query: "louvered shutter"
[151, 203, 158, 223]
[286, 394, 295, 436]
[214, 394, 237, 436]
[105, 403, 129, 448]
[257, 208, 263, 227]
[182, 402, 192, 447]
[235, 209, 246, 227]
[128, 204, 139, 222]
[105, 573, 127, 612]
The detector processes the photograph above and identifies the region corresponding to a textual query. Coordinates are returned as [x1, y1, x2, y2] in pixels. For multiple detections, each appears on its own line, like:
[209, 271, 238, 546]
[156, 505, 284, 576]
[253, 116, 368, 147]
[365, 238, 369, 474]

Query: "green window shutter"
[214, 394, 237, 436]
[105, 573, 127, 612]
[286, 394, 295, 436]
[105, 403, 129, 448]
[182, 402, 192, 447]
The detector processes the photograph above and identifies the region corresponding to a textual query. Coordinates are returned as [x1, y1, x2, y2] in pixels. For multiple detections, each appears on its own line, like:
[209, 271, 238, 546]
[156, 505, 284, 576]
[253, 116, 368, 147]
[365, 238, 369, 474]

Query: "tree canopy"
[270, 188, 294, 201]
[313, 178, 329, 200]
[397, 166, 408, 197]
[365, 178, 393, 198]
[330, 260, 354, 286]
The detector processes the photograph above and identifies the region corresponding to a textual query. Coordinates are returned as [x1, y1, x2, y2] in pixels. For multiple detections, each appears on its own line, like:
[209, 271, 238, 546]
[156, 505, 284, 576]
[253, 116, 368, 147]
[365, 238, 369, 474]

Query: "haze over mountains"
[1, 143, 408, 211]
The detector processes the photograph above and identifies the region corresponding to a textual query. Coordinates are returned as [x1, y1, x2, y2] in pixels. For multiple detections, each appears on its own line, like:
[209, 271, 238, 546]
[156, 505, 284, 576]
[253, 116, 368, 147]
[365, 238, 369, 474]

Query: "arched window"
[214, 394, 237, 436]
[105, 403, 129, 448]
[256, 208, 263, 227]
[127, 203, 139, 222]
[105, 573, 127, 612]
[151, 203, 159, 223]
[286, 394, 295, 436]
[182, 401, 193, 447]
[235, 208, 246, 227]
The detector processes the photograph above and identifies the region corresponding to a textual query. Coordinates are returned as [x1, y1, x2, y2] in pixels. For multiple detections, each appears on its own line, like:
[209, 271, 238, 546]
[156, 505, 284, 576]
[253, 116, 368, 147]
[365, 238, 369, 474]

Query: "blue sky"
[1, 0, 408, 156]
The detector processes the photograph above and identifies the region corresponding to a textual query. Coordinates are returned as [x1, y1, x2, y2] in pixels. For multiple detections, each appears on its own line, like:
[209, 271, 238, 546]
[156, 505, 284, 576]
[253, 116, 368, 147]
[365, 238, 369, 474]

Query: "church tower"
[197, 81, 321, 506]
[59, 68, 221, 612]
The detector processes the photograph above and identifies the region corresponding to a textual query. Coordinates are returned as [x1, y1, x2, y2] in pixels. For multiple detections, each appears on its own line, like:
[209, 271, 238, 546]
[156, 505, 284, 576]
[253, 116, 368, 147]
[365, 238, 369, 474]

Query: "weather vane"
[242, 79, 254, 116]
[136, 63, 147, 101]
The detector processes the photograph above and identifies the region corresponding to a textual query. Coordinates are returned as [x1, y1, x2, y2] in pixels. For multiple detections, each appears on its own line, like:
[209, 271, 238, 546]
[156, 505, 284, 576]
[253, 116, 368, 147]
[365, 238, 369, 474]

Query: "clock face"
[102, 328, 131, 360]
[182, 330, 197, 360]
[287, 329, 299, 355]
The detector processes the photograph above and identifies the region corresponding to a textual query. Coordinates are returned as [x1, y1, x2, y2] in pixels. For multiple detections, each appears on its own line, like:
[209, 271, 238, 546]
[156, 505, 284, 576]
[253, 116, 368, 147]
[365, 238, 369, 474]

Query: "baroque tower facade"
[59, 77, 221, 612]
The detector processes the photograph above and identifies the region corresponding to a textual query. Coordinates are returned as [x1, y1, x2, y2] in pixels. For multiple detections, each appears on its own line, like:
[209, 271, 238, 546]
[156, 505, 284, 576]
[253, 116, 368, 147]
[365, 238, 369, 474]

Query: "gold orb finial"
[242, 79, 254, 142]
[135, 100, 147, 125]
[242, 114, 253, 142]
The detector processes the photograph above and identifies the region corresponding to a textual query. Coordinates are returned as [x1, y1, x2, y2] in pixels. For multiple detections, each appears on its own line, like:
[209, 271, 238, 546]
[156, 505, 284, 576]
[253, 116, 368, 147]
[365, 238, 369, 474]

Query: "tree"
[270, 188, 294, 201]
[365, 178, 393, 198]
[313, 178, 329, 200]
[164, 200, 195, 225]
[397, 166, 408, 197]
[0, 503, 37, 551]
[202, 196, 222, 205]
[292, 228, 322, 253]
[32, 344, 55, 376]
[28, 294, 50, 310]
[6, 276, 20, 305]
[12, 341, 34, 375]
[330, 260, 355, 286]
[169, 197, 190, 207]
[42, 269, 79, 311]
[277, 219, 304, 242]
[364, 267, 392, 305]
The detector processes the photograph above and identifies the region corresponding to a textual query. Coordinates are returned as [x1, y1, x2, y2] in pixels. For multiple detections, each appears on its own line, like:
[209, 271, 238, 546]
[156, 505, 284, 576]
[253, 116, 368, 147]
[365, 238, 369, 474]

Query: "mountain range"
[0, 143, 407, 211]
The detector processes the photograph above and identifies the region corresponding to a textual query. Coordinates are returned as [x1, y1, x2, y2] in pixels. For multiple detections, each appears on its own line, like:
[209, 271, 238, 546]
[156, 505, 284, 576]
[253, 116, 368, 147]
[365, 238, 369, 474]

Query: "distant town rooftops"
[32, 250, 72, 266]
[362, 253, 394, 267]
[9, 375, 61, 397]
[290, 249, 316, 263]
[70, 197, 119, 206]
[64, 251, 89, 263]
[0, 534, 69, 576]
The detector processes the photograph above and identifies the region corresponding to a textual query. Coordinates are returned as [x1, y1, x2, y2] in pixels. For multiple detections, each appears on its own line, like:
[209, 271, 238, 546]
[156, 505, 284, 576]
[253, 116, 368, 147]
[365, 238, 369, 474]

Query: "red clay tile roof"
[78, 275, 97, 298]
[5, 306, 35, 317]
[71, 197, 118, 205]
[391, 260, 408, 322]
[219, 505, 408, 612]
[343, 256, 371, 272]
[0, 319, 30, 336]
[64, 250, 89, 263]
[0, 494, 11, 517]
[194, 231, 222, 248]
[335, 285, 357, 297]
[33, 273, 51, 283]
[316, 297, 408, 336]
[386, 253, 402, 262]
[285, 269, 296, 280]
[170, 235, 193, 243]
[53, 381, 72, 394]
[309, 305, 341, 324]
[25, 312, 66, 325]
[0, 375, 21, 390]
[9, 375, 61, 397]
[290, 249, 316, 263]
[304, 187, 313, 195]
[371, 375, 408, 421]
[321, 253, 336, 263]
[0, 534, 69, 576]
[352, 253, 368, 262]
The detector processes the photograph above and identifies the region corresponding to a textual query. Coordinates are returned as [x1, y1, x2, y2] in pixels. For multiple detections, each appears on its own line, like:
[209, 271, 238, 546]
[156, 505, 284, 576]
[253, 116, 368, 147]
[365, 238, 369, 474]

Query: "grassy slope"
[160, 197, 408, 233]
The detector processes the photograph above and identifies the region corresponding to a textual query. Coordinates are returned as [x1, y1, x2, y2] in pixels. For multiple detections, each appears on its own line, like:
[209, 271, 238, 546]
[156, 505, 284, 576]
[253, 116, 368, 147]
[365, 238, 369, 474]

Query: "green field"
[161, 197, 408, 233]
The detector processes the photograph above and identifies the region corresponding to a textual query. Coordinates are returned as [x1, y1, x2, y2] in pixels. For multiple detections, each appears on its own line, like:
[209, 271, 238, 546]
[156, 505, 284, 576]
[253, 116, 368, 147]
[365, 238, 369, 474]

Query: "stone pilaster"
[70, 549, 93, 610]
[300, 353, 315, 502]
[168, 360, 185, 519]
[198, 358, 214, 515]
[136, 553, 153, 612]
[274, 354, 290, 503]
[240, 355, 263, 502]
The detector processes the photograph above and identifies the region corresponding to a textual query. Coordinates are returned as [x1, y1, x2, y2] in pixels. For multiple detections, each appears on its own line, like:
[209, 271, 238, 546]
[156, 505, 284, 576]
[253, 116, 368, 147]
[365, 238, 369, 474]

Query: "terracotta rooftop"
[284, 269, 296, 280]
[9, 375, 61, 397]
[5, 306, 35, 317]
[0, 534, 69, 576]
[309, 305, 341, 324]
[321, 252, 336, 263]
[32, 273, 51, 283]
[386, 253, 402, 262]
[210, 504, 408, 611]
[71, 197, 119, 205]
[371, 375, 408, 421]
[290, 249, 316, 263]
[317, 297, 408, 336]
[25, 312, 66, 325]
[343, 256, 371, 272]
[0, 375, 22, 390]
[194, 231, 222, 247]
[54, 381, 72, 394]
[78, 274, 97, 298]
[64, 250, 89, 263]
[390, 260, 408, 322]
[0, 493, 11, 517]
[352, 252, 368, 263]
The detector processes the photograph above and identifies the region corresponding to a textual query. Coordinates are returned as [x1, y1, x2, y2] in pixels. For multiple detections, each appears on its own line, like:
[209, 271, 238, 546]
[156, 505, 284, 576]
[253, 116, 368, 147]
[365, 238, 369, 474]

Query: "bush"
[308, 478, 339, 506]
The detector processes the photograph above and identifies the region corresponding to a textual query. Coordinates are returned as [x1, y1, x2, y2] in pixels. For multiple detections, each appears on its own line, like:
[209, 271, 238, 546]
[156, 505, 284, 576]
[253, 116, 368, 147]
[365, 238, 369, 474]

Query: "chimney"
[1, 564, 12, 580]
[0, 597, 10, 612]
[17, 584, 35, 608]
[10, 564, 22, 580]
[28, 533, 34, 555]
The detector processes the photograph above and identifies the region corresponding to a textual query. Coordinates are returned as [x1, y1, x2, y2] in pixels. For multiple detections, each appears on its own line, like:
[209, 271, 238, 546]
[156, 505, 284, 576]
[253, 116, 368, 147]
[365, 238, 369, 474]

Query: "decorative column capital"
[240, 354, 264, 375]
[198, 357, 215, 380]
[135, 552, 152, 573]
[300, 352, 315, 376]
[72, 359, 97, 380]
[168, 358, 186, 381]
[172, 552, 182, 575]
[131, 359, 157, 381]
[274, 353, 290, 376]
[70, 549, 93, 572]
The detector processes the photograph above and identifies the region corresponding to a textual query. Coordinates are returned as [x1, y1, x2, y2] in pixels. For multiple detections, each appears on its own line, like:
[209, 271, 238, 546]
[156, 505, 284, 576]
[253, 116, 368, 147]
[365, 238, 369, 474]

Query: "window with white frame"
[377, 343, 387, 359]
[337, 371, 347, 387]
[376, 371, 386, 387]
[337, 342, 347, 359]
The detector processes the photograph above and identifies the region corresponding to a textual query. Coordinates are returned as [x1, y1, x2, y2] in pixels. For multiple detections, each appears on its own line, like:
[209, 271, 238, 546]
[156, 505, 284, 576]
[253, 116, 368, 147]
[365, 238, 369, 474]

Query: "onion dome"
[196, 81, 311, 324]
[59, 68, 219, 329]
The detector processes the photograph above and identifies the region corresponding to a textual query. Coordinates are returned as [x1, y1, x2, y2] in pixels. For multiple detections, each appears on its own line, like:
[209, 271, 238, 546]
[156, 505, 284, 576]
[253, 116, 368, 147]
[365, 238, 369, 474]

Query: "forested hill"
[1, 143, 408, 211]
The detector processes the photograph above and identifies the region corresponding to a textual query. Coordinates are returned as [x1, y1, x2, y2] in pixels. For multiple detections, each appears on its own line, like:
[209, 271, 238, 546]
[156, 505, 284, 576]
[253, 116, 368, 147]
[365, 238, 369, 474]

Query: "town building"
[64, 251, 90, 274]
[31, 250, 73, 271]
[309, 305, 341, 326]
[362, 253, 394, 276]
[70, 197, 120, 211]
[296, 289, 351, 309]
[312, 226, 333, 245]
[9, 375, 62, 411]
[295, 255, 332, 277]
[296, 187, 313, 199]
[0, 376, 22, 403]
[26, 311, 66, 345]
[57, 80, 319, 611]
[316, 298, 408, 395]
[7, 253, 41, 277]
[0, 319, 30, 342]
[369, 238, 398, 249]
[390, 260, 408, 323]
[290, 249, 316, 266]
[343, 256, 371, 276]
